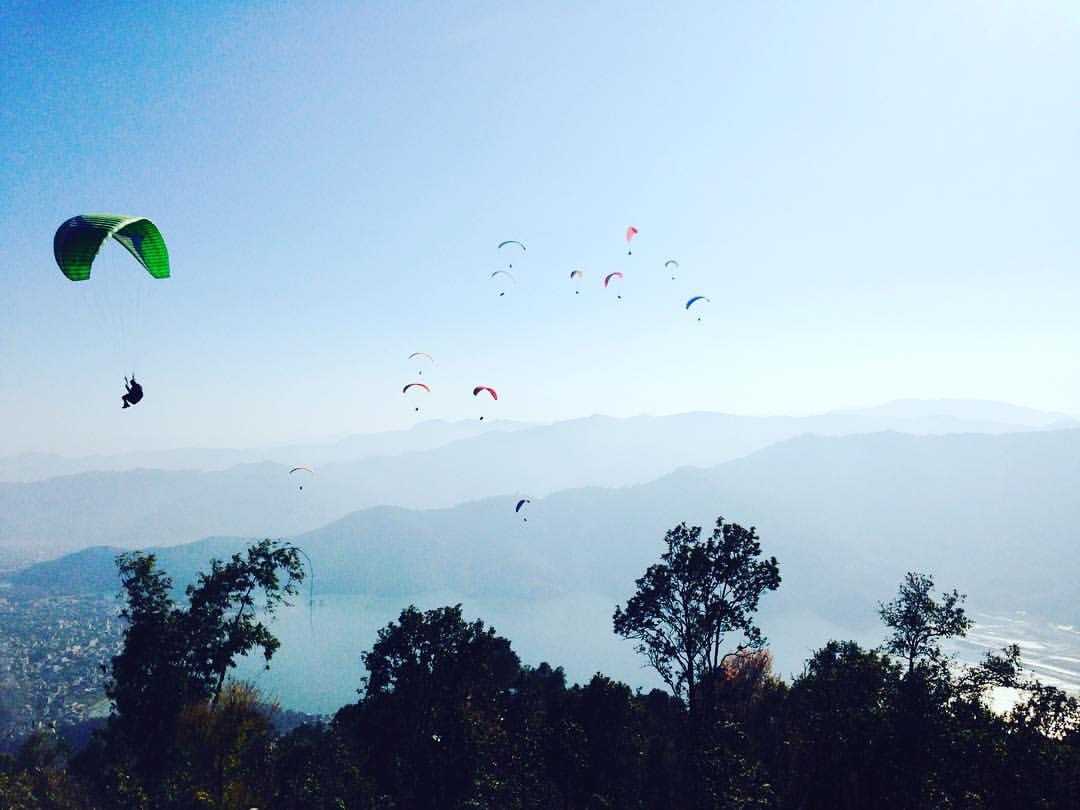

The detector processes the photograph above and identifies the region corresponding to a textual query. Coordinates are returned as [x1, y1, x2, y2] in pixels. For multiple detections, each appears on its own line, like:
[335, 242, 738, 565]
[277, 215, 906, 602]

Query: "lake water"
[234, 592, 863, 715]
[234, 595, 1080, 716]
[957, 610, 1080, 706]
[235, 592, 669, 714]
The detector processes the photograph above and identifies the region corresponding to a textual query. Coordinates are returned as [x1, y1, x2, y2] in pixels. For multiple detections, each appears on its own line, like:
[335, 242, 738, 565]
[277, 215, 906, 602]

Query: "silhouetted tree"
[88, 540, 304, 794]
[13, 547, 1080, 809]
[573, 673, 646, 806]
[0, 730, 84, 810]
[1005, 682, 1080, 806]
[781, 641, 904, 808]
[181, 540, 307, 707]
[614, 519, 781, 809]
[14, 729, 67, 774]
[171, 681, 277, 808]
[344, 604, 521, 809]
[878, 571, 972, 676]
[613, 518, 780, 716]
[501, 662, 586, 807]
[271, 721, 384, 809]
[103, 552, 192, 766]
[1009, 680, 1080, 739]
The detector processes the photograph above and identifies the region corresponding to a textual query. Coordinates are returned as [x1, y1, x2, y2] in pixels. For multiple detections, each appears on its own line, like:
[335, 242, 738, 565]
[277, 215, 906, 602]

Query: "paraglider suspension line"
[284, 545, 316, 636]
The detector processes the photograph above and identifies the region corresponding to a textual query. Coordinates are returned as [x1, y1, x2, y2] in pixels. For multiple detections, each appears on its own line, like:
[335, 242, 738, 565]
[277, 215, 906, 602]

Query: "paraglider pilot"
[122, 375, 143, 409]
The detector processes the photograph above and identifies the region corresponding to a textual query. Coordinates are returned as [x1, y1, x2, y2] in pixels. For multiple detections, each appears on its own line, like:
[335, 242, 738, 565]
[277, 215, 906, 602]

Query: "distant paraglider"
[604, 271, 624, 300]
[289, 466, 314, 491]
[665, 259, 679, 280]
[515, 498, 531, 522]
[490, 270, 515, 297]
[625, 226, 638, 255]
[686, 295, 710, 322]
[408, 352, 433, 375]
[498, 240, 526, 268]
[570, 269, 584, 294]
[402, 382, 430, 412]
[473, 385, 498, 420]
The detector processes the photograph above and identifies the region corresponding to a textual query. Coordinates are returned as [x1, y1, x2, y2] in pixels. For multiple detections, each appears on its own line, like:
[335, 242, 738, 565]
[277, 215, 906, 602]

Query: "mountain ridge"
[3, 402, 1075, 564]
[4, 399, 1072, 483]
[13, 427, 1079, 627]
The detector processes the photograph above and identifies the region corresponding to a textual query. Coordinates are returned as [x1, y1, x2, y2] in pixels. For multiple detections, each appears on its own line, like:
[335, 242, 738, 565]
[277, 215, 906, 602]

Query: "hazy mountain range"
[10, 400, 1080, 710]
[14, 423, 1080, 626]
[2, 399, 1072, 484]
[1, 399, 1075, 562]
[0, 419, 533, 483]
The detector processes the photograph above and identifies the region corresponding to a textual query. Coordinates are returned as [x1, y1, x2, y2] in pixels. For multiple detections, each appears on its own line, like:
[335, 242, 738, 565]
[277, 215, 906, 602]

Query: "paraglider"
[54, 215, 170, 400]
[604, 271, 624, 300]
[665, 259, 679, 280]
[515, 498, 531, 522]
[402, 382, 430, 412]
[121, 375, 143, 409]
[686, 295, 711, 322]
[497, 240, 526, 268]
[490, 270, 515, 296]
[473, 385, 497, 420]
[54, 214, 170, 281]
[408, 352, 433, 375]
[570, 269, 584, 294]
[289, 466, 314, 491]
[625, 226, 638, 255]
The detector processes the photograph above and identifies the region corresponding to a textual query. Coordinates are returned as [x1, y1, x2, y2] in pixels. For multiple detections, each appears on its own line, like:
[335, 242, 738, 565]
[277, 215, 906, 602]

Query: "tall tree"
[173, 681, 277, 809]
[782, 641, 904, 808]
[613, 518, 780, 715]
[105, 552, 191, 753]
[878, 572, 972, 675]
[350, 604, 521, 809]
[102, 540, 304, 781]
[180, 540, 306, 706]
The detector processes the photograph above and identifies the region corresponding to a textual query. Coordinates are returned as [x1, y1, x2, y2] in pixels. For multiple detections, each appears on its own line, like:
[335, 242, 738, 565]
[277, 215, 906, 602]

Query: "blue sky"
[2, 1, 1078, 454]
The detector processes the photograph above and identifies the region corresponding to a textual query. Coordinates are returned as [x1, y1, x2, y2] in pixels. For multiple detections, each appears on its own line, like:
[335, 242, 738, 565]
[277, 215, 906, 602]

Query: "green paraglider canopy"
[53, 214, 170, 282]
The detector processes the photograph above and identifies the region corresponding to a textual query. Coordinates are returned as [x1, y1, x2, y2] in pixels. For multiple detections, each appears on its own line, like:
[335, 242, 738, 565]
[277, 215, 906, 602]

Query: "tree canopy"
[3, 532, 1079, 810]
[613, 518, 781, 713]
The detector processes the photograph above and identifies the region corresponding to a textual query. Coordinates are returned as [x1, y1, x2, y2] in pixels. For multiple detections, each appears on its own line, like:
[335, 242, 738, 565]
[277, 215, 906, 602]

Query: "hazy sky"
[2, 1, 1078, 455]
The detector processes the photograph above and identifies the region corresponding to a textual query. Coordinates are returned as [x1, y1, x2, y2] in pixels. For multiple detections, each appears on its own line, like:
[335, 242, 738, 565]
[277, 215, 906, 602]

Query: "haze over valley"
[7, 399, 1079, 713]
[2, 398, 1074, 562]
